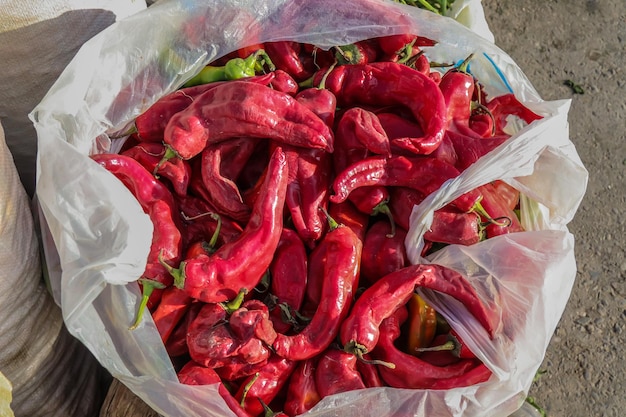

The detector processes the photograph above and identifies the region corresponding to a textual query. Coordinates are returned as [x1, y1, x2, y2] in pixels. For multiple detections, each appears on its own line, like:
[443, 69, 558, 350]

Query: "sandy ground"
[482, 1, 626, 416]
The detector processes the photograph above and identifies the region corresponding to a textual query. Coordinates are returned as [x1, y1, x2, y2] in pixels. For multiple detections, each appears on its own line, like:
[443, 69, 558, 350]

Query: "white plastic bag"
[30, 0, 587, 416]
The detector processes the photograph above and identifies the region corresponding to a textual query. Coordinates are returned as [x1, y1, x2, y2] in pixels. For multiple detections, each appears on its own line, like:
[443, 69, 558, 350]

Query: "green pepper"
[183, 49, 275, 87]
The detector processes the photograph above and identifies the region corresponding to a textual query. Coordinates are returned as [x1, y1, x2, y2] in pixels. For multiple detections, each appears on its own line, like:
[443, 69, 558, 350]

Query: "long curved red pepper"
[163, 81, 333, 160]
[167, 146, 288, 303]
[331, 154, 482, 213]
[272, 214, 362, 361]
[340, 263, 497, 360]
[316, 61, 446, 155]
[91, 153, 183, 321]
[373, 306, 487, 389]
[283, 358, 321, 417]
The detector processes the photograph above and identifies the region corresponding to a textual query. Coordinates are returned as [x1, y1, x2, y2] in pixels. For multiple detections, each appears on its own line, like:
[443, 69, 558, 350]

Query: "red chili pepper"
[268, 228, 308, 334]
[445, 130, 509, 171]
[340, 263, 497, 361]
[485, 93, 543, 136]
[316, 61, 446, 155]
[264, 41, 311, 82]
[121, 142, 191, 197]
[356, 354, 384, 388]
[163, 81, 333, 160]
[491, 179, 520, 210]
[377, 34, 436, 60]
[327, 200, 370, 243]
[235, 355, 297, 417]
[331, 155, 482, 213]
[388, 187, 426, 231]
[315, 348, 366, 398]
[360, 220, 408, 285]
[417, 334, 461, 367]
[476, 182, 524, 238]
[150, 286, 193, 344]
[429, 362, 492, 389]
[269, 69, 300, 96]
[282, 144, 332, 247]
[272, 212, 362, 361]
[200, 142, 252, 223]
[425, 207, 484, 246]
[134, 73, 275, 143]
[91, 153, 183, 326]
[215, 356, 269, 382]
[229, 299, 278, 346]
[373, 306, 484, 389]
[295, 87, 337, 129]
[167, 147, 288, 303]
[177, 361, 251, 417]
[283, 358, 321, 417]
[438, 55, 480, 138]
[165, 301, 202, 358]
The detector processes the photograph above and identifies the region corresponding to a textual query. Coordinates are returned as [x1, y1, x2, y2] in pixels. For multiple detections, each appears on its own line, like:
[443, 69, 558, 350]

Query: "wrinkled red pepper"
[269, 69, 300, 95]
[268, 228, 308, 334]
[167, 147, 288, 303]
[331, 155, 482, 213]
[235, 355, 297, 417]
[163, 81, 333, 160]
[264, 41, 311, 82]
[374, 306, 487, 389]
[272, 213, 362, 361]
[445, 130, 509, 171]
[315, 348, 366, 398]
[340, 263, 497, 360]
[315, 61, 446, 155]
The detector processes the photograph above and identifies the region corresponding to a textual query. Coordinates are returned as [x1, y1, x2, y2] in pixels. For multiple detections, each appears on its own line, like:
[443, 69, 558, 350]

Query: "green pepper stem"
[371, 200, 396, 237]
[471, 201, 512, 227]
[416, 340, 456, 352]
[129, 278, 166, 330]
[318, 206, 341, 231]
[221, 288, 247, 314]
[153, 145, 180, 176]
[159, 250, 185, 289]
[240, 372, 260, 407]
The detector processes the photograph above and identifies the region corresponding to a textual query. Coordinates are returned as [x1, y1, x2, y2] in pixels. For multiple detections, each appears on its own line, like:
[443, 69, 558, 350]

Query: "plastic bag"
[30, 0, 587, 416]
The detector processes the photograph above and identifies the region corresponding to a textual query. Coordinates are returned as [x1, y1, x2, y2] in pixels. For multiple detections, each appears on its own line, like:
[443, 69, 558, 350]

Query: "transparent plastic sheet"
[29, 0, 587, 416]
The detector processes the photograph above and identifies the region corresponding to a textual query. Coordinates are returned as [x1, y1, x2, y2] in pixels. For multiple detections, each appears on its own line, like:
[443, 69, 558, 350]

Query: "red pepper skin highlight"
[173, 146, 288, 303]
[318, 61, 446, 155]
[150, 286, 192, 344]
[340, 263, 497, 358]
[284, 357, 321, 417]
[315, 348, 367, 398]
[373, 306, 483, 389]
[163, 81, 333, 160]
[273, 223, 362, 361]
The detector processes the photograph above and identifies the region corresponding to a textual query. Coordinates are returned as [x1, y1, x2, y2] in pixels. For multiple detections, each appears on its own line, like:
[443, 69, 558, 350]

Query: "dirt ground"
[482, 1, 626, 416]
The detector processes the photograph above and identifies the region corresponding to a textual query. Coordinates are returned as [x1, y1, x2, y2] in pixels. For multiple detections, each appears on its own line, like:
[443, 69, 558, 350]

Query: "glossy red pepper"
[167, 147, 288, 303]
[360, 220, 408, 285]
[331, 155, 482, 213]
[235, 355, 297, 417]
[425, 207, 484, 246]
[134, 73, 275, 143]
[272, 213, 362, 361]
[264, 41, 311, 82]
[373, 306, 484, 389]
[268, 228, 308, 334]
[200, 142, 252, 223]
[91, 153, 183, 324]
[163, 81, 333, 160]
[229, 299, 278, 347]
[340, 263, 497, 360]
[150, 286, 193, 344]
[356, 354, 384, 388]
[283, 358, 321, 417]
[438, 55, 481, 138]
[476, 182, 524, 238]
[121, 142, 191, 197]
[269, 69, 300, 95]
[327, 200, 370, 243]
[316, 61, 446, 155]
[388, 187, 426, 231]
[485, 93, 543, 136]
[165, 301, 201, 358]
[315, 348, 366, 398]
[445, 130, 509, 171]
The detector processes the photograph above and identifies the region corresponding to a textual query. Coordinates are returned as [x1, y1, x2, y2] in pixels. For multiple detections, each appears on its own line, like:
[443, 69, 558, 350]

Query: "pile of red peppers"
[91, 33, 543, 417]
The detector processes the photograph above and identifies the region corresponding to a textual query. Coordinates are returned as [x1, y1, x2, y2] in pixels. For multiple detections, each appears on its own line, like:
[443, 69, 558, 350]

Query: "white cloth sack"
[30, 0, 587, 416]
[0, 0, 147, 197]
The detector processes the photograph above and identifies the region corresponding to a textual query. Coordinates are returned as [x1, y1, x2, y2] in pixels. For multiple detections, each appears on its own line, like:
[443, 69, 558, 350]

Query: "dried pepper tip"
[371, 199, 396, 237]
[128, 278, 167, 330]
